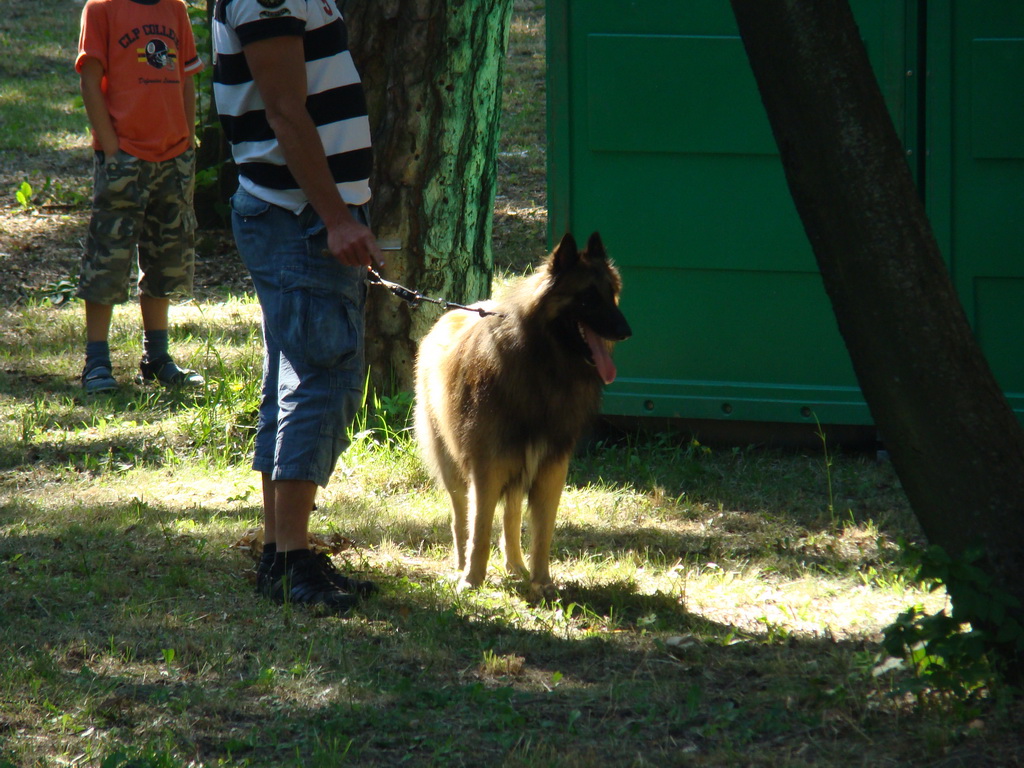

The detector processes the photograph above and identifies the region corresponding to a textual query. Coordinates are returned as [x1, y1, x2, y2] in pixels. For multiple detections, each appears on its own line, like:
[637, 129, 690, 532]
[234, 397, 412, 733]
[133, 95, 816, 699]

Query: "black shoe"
[257, 552, 378, 599]
[312, 552, 378, 598]
[137, 354, 204, 387]
[82, 361, 118, 393]
[269, 554, 361, 614]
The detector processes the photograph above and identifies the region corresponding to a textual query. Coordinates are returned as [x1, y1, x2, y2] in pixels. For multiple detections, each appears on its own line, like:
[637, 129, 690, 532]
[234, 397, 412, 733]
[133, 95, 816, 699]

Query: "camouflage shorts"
[77, 148, 197, 305]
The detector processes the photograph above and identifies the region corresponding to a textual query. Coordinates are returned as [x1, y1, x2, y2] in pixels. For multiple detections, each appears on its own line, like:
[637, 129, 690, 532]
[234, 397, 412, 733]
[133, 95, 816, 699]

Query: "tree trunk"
[730, 0, 1024, 675]
[345, 0, 513, 393]
[194, 0, 236, 229]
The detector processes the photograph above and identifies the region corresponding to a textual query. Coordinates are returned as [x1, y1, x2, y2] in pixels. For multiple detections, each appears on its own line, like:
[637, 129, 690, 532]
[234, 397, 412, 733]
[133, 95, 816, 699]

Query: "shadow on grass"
[0, 370, 73, 397]
[340, 507, 916, 601]
[1, 507, 1012, 767]
[0, 377, 257, 473]
[0, 517, 842, 762]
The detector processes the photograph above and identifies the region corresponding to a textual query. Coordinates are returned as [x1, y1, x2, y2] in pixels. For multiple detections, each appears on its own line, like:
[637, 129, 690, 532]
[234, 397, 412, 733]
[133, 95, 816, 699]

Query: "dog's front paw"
[457, 570, 486, 592]
[504, 560, 530, 580]
[529, 581, 559, 602]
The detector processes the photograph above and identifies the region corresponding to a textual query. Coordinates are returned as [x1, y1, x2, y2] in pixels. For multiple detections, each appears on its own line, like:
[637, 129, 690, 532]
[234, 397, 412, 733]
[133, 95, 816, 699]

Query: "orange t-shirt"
[76, 0, 204, 162]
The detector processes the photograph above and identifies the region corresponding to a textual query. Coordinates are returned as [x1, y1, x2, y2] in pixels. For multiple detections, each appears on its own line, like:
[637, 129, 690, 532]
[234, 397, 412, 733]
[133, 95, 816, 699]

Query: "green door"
[926, 2, 1024, 416]
[547, 2, 914, 425]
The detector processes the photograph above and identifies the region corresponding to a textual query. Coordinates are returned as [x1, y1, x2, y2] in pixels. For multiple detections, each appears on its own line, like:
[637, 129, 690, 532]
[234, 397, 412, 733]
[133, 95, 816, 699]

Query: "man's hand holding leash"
[326, 213, 384, 268]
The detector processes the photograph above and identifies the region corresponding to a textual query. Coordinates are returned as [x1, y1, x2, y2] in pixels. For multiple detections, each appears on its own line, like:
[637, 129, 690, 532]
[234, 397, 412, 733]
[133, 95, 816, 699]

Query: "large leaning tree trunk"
[345, 0, 514, 393]
[731, 0, 1024, 678]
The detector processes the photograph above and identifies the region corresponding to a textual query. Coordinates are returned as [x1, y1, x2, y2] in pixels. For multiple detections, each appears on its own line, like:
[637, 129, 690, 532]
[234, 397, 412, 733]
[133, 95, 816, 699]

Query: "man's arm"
[243, 34, 381, 268]
[79, 57, 119, 157]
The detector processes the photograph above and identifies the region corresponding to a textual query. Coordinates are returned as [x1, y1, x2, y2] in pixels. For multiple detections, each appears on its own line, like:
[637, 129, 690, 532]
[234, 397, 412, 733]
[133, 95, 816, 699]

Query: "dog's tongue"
[583, 325, 617, 384]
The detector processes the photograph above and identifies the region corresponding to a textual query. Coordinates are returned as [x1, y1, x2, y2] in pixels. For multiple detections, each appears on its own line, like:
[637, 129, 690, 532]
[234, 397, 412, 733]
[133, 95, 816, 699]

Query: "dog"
[414, 231, 631, 597]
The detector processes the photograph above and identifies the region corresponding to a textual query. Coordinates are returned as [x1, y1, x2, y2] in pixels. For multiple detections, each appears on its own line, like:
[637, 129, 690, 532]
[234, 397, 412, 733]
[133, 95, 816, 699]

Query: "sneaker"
[136, 354, 204, 388]
[312, 552, 379, 597]
[269, 554, 361, 614]
[82, 362, 118, 393]
[256, 552, 377, 599]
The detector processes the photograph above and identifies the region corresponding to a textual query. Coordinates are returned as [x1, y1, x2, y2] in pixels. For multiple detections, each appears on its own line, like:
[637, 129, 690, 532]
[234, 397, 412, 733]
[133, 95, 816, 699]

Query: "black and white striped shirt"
[212, 0, 371, 213]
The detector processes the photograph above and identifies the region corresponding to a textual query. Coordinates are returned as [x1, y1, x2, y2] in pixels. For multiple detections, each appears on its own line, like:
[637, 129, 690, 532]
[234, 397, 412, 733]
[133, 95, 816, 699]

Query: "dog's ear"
[551, 232, 580, 275]
[584, 231, 607, 261]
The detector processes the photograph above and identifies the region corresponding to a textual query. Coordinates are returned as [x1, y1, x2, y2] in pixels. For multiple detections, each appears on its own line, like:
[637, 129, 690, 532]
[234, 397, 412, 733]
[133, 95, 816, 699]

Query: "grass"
[0, 0, 88, 160]
[2, 1, 1023, 766]
[0, 399, 958, 768]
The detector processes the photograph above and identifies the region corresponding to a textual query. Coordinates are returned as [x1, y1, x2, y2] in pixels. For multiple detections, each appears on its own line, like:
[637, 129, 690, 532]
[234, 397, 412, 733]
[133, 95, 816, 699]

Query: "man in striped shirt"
[214, 0, 382, 613]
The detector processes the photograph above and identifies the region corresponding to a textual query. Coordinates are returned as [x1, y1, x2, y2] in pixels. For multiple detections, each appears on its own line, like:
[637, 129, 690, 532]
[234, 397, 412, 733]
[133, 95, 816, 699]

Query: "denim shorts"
[230, 188, 367, 487]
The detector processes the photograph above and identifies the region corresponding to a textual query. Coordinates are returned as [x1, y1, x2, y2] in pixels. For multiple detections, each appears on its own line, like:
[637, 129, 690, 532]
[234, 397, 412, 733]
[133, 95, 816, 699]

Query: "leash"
[323, 243, 505, 318]
[365, 266, 504, 318]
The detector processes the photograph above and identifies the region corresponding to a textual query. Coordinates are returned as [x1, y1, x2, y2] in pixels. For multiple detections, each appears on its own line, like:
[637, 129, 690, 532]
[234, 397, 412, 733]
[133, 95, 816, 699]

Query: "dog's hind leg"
[527, 454, 570, 598]
[447, 481, 470, 573]
[501, 485, 529, 580]
[461, 469, 503, 589]
[434, 455, 470, 572]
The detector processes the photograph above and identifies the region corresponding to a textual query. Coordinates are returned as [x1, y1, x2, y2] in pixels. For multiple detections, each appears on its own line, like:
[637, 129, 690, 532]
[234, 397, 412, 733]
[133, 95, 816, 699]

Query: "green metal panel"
[547, 0, 912, 425]
[925, 2, 1024, 416]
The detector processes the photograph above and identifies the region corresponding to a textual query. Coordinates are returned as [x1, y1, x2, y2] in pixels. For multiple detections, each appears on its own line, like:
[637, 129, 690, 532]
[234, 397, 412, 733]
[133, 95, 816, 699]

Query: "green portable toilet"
[927, 3, 1024, 423]
[547, 1, 1024, 429]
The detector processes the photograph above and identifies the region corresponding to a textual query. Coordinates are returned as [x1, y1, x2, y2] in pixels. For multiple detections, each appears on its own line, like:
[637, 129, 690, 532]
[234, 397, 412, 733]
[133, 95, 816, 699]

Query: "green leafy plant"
[350, 373, 414, 447]
[14, 177, 88, 211]
[44, 176, 89, 208]
[193, 165, 220, 190]
[372, 389, 414, 438]
[36, 278, 79, 307]
[879, 545, 1024, 696]
[15, 180, 34, 210]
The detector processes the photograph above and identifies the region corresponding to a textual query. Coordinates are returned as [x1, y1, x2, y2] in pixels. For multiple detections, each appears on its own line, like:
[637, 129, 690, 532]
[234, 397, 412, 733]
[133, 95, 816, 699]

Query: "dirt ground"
[1, 147, 90, 306]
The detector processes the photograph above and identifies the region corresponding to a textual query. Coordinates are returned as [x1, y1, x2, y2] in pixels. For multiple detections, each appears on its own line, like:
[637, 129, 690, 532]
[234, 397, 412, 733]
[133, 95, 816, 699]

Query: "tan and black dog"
[414, 232, 631, 597]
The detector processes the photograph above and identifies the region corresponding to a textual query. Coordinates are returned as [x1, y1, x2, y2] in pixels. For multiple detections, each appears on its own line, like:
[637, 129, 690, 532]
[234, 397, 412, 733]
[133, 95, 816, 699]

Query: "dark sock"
[143, 329, 170, 362]
[85, 340, 111, 371]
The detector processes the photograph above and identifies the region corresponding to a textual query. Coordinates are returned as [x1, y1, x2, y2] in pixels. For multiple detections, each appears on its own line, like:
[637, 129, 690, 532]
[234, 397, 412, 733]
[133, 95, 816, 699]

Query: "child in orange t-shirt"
[76, 0, 205, 392]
